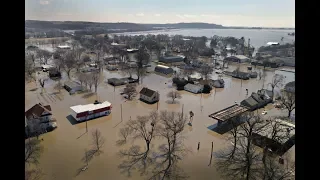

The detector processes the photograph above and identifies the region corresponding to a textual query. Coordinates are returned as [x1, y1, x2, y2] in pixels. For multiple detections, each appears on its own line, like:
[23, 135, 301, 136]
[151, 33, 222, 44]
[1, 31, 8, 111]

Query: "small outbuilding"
[184, 83, 204, 94]
[64, 81, 83, 94]
[139, 87, 160, 104]
[159, 56, 185, 63]
[155, 65, 174, 75]
[57, 45, 71, 50]
[212, 79, 225, 88]
[225, 55, 250, 63]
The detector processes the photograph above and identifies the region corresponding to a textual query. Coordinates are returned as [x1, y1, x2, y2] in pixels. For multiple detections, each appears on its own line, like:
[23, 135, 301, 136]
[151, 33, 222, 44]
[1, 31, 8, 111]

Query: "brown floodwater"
[25, 62, 295, 180]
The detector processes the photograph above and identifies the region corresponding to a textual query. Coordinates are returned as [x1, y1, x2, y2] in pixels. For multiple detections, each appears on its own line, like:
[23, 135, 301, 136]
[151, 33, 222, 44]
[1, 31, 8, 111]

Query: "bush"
[202, 84, 212, 94]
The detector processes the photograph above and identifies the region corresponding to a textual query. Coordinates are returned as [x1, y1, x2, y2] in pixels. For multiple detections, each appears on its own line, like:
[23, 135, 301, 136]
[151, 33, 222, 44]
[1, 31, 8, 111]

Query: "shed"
[64, 81, 83, 94]
[225, 55, 250, 63]
[184, 83, 204, 94]
[212, 79, 225, 88]
[139, 87, 159, 104]
[159, 56, 184, 63]
[250, 71, 258, 78]
[155, 65, 174, 75]
[107, 78, 127, 86]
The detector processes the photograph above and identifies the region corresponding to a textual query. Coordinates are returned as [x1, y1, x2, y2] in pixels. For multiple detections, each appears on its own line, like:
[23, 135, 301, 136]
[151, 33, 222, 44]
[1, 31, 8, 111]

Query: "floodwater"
[115, 28, 295, 49]
[25, 62, 295, 179]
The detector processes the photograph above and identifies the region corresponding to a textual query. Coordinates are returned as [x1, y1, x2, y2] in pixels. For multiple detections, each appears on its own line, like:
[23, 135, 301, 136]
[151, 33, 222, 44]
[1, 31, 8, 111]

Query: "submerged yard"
[25, 62, 295, 180]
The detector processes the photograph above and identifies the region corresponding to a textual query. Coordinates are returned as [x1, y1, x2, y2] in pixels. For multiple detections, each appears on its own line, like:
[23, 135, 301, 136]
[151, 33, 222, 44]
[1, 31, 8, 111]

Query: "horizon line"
[25, 19, 295, 29]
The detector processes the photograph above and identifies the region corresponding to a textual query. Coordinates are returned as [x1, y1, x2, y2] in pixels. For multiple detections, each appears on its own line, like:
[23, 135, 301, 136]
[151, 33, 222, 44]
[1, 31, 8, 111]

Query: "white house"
[70, 101, 112, 122]
[184, 83, 204, 94]
[139, 87, 160, 103]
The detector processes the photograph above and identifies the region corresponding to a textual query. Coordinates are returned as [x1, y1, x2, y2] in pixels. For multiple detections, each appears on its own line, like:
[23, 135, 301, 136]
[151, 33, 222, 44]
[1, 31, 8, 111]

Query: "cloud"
[176, 14, 185, 19]
[57, 13, 72, 16]
[136, 13, 144, 17]
[183, 14, 197, 18]
[154, 14, 161, 17]
[39, 0, 51, 5]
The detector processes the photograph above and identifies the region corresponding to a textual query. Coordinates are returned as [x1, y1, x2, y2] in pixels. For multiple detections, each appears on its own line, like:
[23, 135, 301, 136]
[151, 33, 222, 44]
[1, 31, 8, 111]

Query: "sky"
[25, 0, 295, 28]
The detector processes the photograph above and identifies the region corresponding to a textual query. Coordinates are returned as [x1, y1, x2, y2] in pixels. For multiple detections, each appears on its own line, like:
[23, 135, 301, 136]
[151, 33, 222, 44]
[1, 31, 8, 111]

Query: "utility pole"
[121, 104, 123, 122]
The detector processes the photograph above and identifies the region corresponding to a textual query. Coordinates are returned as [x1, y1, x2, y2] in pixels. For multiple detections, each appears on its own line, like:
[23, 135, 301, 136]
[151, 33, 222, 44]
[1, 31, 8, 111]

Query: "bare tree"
[118, 111, 160, 176]
[63, 51, 77, 79]
[38, 79, 46, 93]
[134, 48, 150, 83]
[119, 63, 136, 79]
[91, 129, 105, 154]
[150, 111, 189, 180]
[280, 91, 295, 117]
[92, 72, 101, 93]
[262, 156, 295, 180]
[37, 50, 52, 65]
[167, 90, 182, 103]
[199, 65, 213, 80]
[25, 167, 44, 180]
[74, 48, 86, 71]
[116, 127, 133, 146]
[87, 73, 94, 91]
[25, 138, 43, 166]
[76, 72, 87, 86]
[54, 79, 63, 93]
[215, 113, 266, 180]
[123, 83, 137, 100]
[268, 74, 284, 97]
[25, 56, 36, 82]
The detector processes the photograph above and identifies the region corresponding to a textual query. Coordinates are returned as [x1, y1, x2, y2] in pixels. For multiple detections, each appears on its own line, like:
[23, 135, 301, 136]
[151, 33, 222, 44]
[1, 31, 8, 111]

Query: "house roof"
[184, 83, 203, 90]
[70, 101, 111, 114]
[241, 97, 259, 107]
[251, 92, 264, 103]
[208, 104, 249, 122]
[25, 103, 52, 119]
[258, 89, 273, 98]
[140, 87, 157, 97]
[285, 81, 295, 88]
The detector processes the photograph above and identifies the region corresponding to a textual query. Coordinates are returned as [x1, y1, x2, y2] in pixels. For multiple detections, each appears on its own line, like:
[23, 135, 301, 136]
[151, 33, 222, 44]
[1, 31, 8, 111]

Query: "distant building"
[154, 65, 174, 75]
[57, 45, 71, 50]
[159, 56, 184, 63]
[184, 83, 204, 94]
[212, 79, 225, 88]
[139, 87, 159, 104]
[225, 55, 250, 63]
[70, 101, 112, 122]
[266, 42, 280, 46]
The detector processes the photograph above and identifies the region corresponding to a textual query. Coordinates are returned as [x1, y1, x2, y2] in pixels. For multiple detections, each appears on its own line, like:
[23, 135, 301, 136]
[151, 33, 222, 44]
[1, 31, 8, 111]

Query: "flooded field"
[25, 62, 295, 180]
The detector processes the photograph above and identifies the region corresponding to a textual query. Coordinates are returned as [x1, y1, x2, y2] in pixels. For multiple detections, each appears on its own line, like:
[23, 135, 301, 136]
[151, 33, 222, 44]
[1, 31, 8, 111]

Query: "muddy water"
[25, 63, 295, 180]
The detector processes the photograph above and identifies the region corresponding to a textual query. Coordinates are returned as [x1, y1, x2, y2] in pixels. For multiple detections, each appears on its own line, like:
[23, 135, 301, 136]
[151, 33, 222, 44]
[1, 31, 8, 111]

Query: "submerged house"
[25, 103, 57, 136]
[139, 87, 160, 104]
[252, 119, 295, 156]
[48, 68, 61, 78]
[184, 83, 204, 94]
[64, 81, 83, 94]
[154, 65, 174, 75]
[232, 71, 250, 80]
[225, 55, 250, 63]
[284, 81, 295, 93]
[241, 90, 273, 111]
[212, 79, 225, 88]
[70, 101, 112, 122]
[159, 56, 185, 63]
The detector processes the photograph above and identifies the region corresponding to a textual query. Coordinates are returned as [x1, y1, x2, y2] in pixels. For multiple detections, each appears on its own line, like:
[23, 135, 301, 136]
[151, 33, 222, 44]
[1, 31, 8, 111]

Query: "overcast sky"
[26, 0, 295, 28]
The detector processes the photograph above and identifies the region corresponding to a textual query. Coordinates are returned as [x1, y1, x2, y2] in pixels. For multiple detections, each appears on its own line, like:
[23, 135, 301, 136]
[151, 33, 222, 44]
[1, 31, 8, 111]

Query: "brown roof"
[140, 87, 157, 97]
[25, 103, 52, 119]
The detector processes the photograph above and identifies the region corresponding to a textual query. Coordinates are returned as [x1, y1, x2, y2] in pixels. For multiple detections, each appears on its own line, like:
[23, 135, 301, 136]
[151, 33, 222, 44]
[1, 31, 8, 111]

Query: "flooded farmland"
[25, 61, 295, 180]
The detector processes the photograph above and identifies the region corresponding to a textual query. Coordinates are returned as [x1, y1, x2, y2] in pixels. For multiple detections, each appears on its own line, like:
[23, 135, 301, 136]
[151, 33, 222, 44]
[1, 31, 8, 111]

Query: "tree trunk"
[288, 110, 292, 118]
